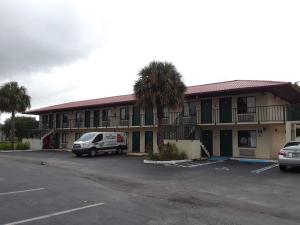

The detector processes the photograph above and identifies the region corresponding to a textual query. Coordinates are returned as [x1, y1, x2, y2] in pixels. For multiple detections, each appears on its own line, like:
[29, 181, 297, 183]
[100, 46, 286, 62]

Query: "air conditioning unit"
[237, 113, 255, 122]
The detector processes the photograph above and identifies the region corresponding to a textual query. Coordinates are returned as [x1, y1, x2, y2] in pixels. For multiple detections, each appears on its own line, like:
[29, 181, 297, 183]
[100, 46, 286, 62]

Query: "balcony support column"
[285, 122, 296, 142]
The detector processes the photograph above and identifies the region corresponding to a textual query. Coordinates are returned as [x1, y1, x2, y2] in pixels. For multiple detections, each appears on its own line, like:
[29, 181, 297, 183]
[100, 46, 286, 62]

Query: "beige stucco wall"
[164, 139, 201, 159]
[22, 138, 42, 150]
[269, 124, 286, 158]
[65, 131, 75, 149]
[202, 124, 286, 159]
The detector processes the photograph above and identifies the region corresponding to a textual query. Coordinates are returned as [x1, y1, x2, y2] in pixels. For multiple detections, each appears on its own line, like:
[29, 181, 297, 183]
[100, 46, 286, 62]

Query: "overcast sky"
[0, 0, 300, 122]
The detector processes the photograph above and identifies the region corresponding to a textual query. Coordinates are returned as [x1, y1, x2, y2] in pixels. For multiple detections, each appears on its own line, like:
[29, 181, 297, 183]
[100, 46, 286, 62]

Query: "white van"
[72, 132, 127, 157]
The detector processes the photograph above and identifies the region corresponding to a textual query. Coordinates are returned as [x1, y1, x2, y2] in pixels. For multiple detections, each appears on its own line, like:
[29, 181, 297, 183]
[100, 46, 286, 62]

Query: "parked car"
[278, 141, 300, 171]
[72, 132, 127, 157]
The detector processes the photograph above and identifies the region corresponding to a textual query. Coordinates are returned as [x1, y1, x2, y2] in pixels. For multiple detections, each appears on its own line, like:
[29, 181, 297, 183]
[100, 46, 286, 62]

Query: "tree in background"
[1, 116, 39, 141]
[0, 82, 31, 149]
[134, 61, 186, 152]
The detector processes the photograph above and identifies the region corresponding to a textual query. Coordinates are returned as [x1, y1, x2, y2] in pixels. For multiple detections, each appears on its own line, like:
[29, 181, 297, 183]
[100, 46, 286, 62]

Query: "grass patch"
[0, 142, 11, 150]
[16, 142, 30, 150]
[0, 142, 30, 150]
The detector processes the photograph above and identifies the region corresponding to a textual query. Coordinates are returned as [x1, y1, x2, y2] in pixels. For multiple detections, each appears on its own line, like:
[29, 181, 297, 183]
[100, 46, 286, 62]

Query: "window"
[93, 110, 100, 127]
[62, 113, 69, 128]
[56, 113, 61, 128]
[184, 102, 197, 116]
[93, 134, 103, 143]
[42, 115, 48, 128]
[163, 107, 169, 118]
[75, 112, 84, 122]
[237, 96, 256, 114]
[102, 109, 110, 121]
[284, 142, 300, 148]
[238, 130, 257, 148]
[132, 107, 140, 126]
[62, 114, 68, 123]
[77, 132, 97, 142]
[296, 129, 300, 137]
[120, 107, 129, 120]
[49, 114, 54, 128]
[85, 111, 90, 127]
[75, 112, 84, 127]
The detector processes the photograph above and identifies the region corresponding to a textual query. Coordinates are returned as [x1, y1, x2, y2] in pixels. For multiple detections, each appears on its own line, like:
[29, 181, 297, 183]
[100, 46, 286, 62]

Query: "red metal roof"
[185, 80, 288, 95]
[25, 80, 294, 114]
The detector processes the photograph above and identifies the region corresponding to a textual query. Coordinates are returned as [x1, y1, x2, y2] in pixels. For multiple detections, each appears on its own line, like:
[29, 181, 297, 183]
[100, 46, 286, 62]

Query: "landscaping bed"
[145, 143, 188, 163]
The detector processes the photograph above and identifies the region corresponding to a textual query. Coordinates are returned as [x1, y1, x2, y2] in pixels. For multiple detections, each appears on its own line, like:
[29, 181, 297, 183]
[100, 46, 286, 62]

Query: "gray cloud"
[0, 0, 100, 78]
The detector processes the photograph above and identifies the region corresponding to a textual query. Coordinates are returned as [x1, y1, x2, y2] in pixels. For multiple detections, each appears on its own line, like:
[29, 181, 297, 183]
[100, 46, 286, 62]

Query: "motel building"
[25, 80, 300, 160]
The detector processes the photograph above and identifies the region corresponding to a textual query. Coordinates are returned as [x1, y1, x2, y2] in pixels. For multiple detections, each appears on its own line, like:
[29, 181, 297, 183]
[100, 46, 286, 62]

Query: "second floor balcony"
[40, 104, 300, 130]
[198, 105, 291, 125]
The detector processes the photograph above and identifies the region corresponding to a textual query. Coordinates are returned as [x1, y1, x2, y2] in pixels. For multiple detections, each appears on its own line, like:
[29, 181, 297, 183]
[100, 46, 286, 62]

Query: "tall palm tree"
[0, 82, 31, 149]
[134, 61, 186, 152]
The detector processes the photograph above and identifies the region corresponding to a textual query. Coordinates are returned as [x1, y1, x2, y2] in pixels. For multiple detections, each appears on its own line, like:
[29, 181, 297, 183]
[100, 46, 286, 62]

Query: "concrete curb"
[44, 149, 72, 152]
[230, 157, 277, 163]
[144, 159, 192, 164]
[0, 149, 72, 153]
[0, 149, 44, 153]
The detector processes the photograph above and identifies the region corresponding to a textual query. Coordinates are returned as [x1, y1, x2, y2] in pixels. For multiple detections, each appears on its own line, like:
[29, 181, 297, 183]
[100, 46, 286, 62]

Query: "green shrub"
[147, 152, 160, 161]
[146, 143, 187, 161]
[15, 142, 30, 150]
[0, 142, 11, 150]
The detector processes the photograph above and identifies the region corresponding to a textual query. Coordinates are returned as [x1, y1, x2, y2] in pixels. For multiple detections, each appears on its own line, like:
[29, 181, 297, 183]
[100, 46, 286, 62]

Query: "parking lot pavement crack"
[133, 187, 300, 223]
[1, 153, 300, 224]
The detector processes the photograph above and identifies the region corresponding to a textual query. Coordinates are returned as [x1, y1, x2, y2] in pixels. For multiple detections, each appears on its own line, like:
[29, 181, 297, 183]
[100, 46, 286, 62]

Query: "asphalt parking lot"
[0, 151, 299, 225]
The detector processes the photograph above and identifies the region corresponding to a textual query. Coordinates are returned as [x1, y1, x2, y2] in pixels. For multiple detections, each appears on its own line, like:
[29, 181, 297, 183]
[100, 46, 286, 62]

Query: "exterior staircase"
[200, 142, 211, 158]
[41, 129, 54, 140]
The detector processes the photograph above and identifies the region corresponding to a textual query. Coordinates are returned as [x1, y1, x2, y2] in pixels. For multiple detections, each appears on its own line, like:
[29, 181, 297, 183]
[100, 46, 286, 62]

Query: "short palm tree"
[0, 82, 31, 149]
[134, 61, 186, 152]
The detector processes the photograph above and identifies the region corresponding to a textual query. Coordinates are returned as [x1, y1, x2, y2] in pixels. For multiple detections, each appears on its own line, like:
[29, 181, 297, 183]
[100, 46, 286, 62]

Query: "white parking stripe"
[195, 160, 226, 167]
[171, 160, 226, 168]
[251, 164, 278, 174]
[0, 188, 45, 196]
[4, 202, 105, 225]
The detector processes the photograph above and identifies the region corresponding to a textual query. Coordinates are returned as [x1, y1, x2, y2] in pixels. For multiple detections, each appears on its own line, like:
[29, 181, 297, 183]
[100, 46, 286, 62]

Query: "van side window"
[93, 134, 103, 143]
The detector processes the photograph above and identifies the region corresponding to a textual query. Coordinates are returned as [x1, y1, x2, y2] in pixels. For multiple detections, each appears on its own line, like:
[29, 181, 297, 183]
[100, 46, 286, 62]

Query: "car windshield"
[284, 142, 300, 148]
[77, 133, 97, 142]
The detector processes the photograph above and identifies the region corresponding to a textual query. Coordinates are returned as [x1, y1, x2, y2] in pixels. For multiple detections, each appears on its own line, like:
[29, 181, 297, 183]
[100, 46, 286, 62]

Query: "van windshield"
[77, 133, 97, 142]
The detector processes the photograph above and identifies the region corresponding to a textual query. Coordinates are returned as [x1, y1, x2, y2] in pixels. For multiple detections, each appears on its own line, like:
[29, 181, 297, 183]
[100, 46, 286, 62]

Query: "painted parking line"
[169, 160, 226, 168]
[0, 188, 45, 196]
[251, 164, 278, 174]
[4, 202, 105, 225]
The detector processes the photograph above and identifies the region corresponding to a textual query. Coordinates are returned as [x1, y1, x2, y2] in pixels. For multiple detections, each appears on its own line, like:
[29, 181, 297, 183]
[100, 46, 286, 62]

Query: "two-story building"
[25, 80, 300, 159]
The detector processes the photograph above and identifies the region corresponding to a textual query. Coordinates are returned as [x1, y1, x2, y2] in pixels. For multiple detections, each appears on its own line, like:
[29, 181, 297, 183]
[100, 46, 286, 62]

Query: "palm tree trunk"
[156, 106, 164, 152]
[11, 111, 15, 150]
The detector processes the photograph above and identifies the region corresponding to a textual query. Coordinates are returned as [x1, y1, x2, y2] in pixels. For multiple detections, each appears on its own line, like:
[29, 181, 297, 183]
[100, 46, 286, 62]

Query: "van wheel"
[89, 149, 97, 157]
[279, 165, 287, 172]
